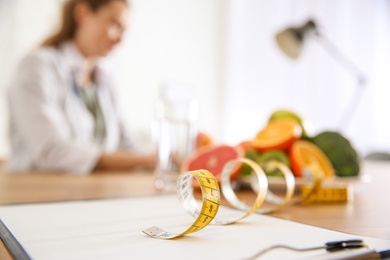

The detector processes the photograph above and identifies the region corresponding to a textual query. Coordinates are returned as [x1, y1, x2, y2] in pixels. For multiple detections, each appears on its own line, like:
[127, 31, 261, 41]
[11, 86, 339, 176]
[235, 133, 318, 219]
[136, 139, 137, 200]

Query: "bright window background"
[0, 0, 389, 159]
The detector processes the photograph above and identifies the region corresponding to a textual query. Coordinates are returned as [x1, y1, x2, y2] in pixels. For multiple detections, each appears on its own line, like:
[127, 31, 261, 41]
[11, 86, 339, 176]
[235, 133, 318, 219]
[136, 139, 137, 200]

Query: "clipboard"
[0, 195, 389, 260]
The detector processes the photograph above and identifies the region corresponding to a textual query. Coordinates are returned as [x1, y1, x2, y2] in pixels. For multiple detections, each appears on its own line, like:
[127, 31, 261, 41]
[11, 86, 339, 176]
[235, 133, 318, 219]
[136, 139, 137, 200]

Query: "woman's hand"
[96, 151, 156, 171]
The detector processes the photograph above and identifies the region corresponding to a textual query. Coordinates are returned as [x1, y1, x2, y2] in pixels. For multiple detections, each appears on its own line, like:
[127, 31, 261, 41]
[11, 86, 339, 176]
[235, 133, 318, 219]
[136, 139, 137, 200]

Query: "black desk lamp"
[276, 19, 366, 129]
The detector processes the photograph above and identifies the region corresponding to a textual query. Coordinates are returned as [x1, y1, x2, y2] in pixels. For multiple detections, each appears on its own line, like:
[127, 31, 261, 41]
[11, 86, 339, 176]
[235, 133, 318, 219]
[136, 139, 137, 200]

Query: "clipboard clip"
[325, 239, 366, 252]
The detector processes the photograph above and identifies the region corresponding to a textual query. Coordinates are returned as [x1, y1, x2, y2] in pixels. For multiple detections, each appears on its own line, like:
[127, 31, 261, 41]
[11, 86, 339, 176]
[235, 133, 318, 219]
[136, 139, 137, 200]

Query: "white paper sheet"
[0, 195, 389, 260]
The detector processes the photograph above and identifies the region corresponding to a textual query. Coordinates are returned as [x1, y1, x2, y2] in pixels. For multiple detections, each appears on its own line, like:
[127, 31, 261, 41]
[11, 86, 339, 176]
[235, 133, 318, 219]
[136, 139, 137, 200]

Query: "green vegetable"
[311, 131, 360, 177]
[255, 150, 290, 176]
[241, 149, 261, 176]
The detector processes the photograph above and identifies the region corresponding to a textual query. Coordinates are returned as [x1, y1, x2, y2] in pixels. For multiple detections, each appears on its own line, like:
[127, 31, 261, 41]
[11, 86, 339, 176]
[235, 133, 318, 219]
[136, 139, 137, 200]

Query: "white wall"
[0, 0, 225, 158]
[111, 0, 226, 148]
[223, 0, 390, 155]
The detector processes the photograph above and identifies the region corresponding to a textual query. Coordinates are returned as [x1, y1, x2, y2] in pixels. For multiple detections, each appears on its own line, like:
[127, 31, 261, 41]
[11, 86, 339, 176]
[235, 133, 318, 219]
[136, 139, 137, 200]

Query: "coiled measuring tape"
[215, 158, 268, 224]
[250, 160, 296, 213]
[298, 164, 324, 203]
[143, 158, 269, 239]
[142, 170, 220, 239]
[143, 158, 324, 239]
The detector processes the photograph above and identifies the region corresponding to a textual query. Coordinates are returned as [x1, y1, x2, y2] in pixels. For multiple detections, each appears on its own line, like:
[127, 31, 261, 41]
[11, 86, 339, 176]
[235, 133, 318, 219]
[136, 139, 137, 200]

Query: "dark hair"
[42, 0, 128, 47]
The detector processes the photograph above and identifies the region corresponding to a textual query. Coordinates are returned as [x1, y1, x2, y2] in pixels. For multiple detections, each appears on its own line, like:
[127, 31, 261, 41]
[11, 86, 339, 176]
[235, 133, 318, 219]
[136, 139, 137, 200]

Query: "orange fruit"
[237, 140, 255, 151]
[196, 132, 214, 149]
[252, 119, 302, 152]
[290, 140, 335, 178]
[182, 145, 244, 188]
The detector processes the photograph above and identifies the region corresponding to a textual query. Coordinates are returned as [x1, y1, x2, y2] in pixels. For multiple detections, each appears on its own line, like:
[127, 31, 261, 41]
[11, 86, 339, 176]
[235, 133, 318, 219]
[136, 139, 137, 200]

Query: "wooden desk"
[1, 161, 390, 259]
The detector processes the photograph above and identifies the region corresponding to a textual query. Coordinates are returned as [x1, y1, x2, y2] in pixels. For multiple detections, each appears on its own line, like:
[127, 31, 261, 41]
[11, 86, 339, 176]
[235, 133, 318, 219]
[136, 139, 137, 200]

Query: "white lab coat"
[6, 41, 134, 174]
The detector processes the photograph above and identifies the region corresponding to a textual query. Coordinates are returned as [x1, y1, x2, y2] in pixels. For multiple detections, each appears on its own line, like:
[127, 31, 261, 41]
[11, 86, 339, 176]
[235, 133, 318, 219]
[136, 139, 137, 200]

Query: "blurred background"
[0, 0, 389, 159]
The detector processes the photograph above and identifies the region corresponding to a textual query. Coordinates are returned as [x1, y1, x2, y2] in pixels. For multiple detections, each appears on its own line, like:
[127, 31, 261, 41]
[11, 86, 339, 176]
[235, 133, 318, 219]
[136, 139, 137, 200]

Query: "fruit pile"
[244, 109, 360, 178]
[182, 109, 360, 184]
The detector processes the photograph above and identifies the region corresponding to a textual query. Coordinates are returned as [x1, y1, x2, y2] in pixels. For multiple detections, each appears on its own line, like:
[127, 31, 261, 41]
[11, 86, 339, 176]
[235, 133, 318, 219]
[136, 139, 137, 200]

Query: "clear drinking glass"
[153, 85, 198, 191]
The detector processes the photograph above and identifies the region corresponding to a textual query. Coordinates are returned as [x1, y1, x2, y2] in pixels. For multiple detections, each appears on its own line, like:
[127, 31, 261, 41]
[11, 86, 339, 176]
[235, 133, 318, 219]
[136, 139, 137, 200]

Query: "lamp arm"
[315, 34, 366, 84]
[337, 80, 365, 129]
[315, 34, 366, 129]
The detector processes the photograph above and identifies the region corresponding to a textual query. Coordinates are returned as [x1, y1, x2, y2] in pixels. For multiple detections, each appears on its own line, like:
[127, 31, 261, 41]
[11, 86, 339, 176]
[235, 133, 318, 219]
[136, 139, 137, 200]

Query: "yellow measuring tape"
[251, 160, 296, 214]
[214, 158, 268, 224]
[142, 170, 220, 239]
[143, 158, 326, 239]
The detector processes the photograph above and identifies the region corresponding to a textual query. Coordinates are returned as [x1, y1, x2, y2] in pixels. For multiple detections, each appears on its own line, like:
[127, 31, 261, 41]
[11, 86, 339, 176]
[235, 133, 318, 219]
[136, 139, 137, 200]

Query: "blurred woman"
[6, 0, 155, 174]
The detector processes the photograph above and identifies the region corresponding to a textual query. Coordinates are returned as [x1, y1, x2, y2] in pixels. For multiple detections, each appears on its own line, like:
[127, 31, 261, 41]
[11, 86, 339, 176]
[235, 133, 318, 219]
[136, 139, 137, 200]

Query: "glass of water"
[153, 85, 198, 191]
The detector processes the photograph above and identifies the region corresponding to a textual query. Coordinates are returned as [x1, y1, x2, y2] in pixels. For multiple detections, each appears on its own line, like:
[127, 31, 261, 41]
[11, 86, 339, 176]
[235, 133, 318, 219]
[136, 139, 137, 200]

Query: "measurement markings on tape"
[142, 170, 220, 239]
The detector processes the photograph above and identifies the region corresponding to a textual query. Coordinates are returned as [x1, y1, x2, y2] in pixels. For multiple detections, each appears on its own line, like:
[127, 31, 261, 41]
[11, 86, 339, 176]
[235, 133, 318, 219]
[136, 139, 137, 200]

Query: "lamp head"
[276, 20, 317, 59]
